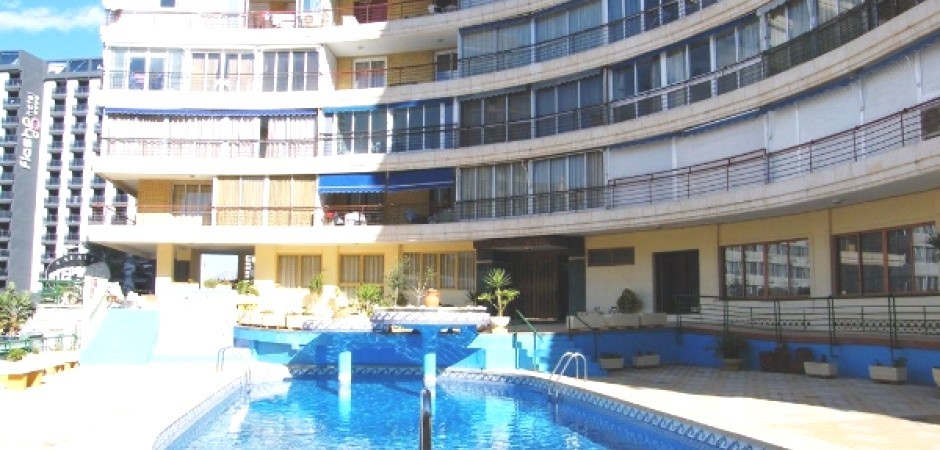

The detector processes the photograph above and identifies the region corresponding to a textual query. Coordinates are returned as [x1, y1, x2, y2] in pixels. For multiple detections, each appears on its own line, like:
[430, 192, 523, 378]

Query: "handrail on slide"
[548, 351, 587, 396]
[419, 388, 433, 450]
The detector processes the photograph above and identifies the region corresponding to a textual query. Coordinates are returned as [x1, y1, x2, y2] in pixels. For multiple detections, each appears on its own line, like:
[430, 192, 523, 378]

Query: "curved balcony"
[93, 97, 940, 239]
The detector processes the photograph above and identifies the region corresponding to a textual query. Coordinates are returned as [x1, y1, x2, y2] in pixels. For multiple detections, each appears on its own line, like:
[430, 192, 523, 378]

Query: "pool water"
[174, 377, 711, 449]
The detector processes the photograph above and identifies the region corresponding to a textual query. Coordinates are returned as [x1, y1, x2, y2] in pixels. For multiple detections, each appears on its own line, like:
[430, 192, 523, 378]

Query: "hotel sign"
[19, 91, 40, 170]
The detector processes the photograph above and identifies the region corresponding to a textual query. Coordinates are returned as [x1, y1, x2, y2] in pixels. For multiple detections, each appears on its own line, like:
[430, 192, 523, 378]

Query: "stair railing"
[514, 310, 544, 372]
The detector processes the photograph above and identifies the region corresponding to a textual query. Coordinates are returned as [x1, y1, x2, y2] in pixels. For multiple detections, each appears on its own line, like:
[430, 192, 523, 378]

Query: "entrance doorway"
[502, 251, 567, 321]
[653, 250, 699, 313]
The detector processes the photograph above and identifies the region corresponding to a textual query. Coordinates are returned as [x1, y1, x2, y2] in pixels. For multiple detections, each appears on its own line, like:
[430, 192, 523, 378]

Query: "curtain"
[536, 12, 567, 61]
[739, 19, 761, 59]
[497, 22, 531, 70]
[278, 255, 299, 287]
[300, 255, 322, 288]
[788, 0, 811, 39]
[458, 252, 475, 289]
[666, 47, 687, 85]
[340, 255, 360, 283]
[363, 255, 384, 283]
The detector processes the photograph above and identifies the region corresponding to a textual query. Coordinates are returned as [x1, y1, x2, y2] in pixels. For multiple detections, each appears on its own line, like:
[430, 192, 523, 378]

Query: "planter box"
[632, 354, 660, 368]
[721, 358, 745, 371]
[933, 368, 940, 388]
[598, 356, 624, 370]
[568, 313, 607, 330]
[605, 313, 640, 328]
[869, 365, 907, 384]
[804, 361, 838, 378]
[639, 312, 667, 327]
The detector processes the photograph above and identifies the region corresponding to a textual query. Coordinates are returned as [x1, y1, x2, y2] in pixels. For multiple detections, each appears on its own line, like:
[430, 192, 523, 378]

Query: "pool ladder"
[548, 352, 587, 397]
[419, 388, 433, 450]
[216, 346, 253, 394]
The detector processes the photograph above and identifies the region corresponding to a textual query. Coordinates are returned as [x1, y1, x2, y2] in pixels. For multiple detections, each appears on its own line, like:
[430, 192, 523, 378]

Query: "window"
[460, 19, 531, 76]
[353, 58, 386, 89]
[588, 247, 635, 266]
[459, 91, 531, 147]
[836, 224, 938, 295]
[723, 239, 810, 298]
[531, 151, 605, 213]
[108, 48, 183, 91]
[335, 110, 387, 154]
[340, 254, 385, 299]
[535, 74, 603, 137]
[171, 184, 211, 225]
[435, 52, 458, 81]
[277, 255, 322, 288]
[458, 161, 527, 219]
[403, 252, 476, 290]
[262, 50, 319, 92]
[160, 0, 175, 7]
[191, 52, 255, 92]
[391, 101, 452, 152]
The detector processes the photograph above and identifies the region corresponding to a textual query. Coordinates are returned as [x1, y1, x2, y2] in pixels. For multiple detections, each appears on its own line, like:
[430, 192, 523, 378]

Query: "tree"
[477, 268, 520, 317]
[0, 284, 36, 336]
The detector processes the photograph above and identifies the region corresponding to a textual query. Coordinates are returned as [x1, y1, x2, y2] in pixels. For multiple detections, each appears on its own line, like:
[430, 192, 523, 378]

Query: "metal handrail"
[568, 314, 602, 360]
[514, 310, 543, 372]
[548, 352, 587, 396]
[216, 346, 253, 389]
[419, 388, 432, 450]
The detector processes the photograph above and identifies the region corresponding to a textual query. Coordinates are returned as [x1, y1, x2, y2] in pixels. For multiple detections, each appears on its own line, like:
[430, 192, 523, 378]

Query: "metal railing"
[419, 388, 433, 450]
[673, 294, 940, 357]
[548, 351, 587, 396]
[514, 310, 543, 372]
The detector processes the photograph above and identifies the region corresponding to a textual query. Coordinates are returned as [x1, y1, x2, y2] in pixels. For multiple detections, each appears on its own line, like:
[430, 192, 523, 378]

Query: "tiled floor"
[1, 363, 938, 449]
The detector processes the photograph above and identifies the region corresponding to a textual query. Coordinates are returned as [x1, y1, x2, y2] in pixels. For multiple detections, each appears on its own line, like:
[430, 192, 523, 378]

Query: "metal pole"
[419, 388, 433, 450]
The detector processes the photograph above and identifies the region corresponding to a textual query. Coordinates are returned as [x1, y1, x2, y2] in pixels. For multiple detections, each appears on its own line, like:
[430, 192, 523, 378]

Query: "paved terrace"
[1, 363, 938, 449]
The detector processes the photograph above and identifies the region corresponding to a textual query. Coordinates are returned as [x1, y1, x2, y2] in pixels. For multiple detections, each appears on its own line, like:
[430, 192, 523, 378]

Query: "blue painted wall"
[234, 326, 940, 385]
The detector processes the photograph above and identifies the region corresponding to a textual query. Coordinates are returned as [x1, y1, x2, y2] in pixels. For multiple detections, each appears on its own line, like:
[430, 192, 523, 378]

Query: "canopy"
[387, 168, 454, 191]
[104, 108, 316, 117]
[318, 173, 387, 194]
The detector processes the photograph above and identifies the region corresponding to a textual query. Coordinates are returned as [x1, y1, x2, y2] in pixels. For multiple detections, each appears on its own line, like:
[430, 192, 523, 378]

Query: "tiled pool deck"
[1, 363, 938, 449]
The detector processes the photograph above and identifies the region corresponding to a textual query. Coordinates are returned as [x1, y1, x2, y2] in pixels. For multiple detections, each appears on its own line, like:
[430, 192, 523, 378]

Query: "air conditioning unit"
[922, 105, 940, 140]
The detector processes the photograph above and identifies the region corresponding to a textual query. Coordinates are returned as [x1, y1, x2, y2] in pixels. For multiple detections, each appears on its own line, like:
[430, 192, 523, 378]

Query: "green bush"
[616, 288, 642, 313]
[5, 348, 28, 362]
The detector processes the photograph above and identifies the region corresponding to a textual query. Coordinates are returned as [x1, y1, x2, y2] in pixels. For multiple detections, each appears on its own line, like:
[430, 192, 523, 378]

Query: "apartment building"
[1, 50, 136, 292]
[91, 0, 939, 320]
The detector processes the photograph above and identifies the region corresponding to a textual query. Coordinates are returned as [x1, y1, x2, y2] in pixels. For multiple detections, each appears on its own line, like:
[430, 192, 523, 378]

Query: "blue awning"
[318, 173, 387, 194]
[104, 108, 316, 117]
[387, 168, 455, 191]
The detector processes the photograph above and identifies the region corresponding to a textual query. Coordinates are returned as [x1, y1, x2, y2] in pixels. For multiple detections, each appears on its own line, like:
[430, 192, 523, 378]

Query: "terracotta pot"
[423, 289, 440, 307]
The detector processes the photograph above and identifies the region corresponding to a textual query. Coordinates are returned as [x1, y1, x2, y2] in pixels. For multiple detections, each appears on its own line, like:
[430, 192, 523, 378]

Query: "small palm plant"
[0, 284, 35, 336]
[477, 268, 520, 317]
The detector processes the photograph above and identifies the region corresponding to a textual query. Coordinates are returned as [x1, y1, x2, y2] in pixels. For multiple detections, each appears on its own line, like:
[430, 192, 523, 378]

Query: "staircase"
[514, 333, 607, 376]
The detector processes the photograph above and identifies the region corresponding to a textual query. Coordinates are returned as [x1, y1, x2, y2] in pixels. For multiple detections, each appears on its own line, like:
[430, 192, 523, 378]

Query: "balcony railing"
[64, 233, 82, 243]
[52, 86, 67, 96]
[104, 0, 471, 29]
[4, 79, 21, 89]
[100, 96, 940, 228]
[1, 117, 17, 127]
[101, 138, 317, 158]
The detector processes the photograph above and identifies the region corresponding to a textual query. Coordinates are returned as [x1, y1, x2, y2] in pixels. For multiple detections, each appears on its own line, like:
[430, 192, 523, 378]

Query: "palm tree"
[477, 268, 520, 317]
[0, 284, 35, 336]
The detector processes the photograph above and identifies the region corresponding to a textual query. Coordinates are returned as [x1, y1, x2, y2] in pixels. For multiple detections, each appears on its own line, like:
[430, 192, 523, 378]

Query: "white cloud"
[0, 5, 104, 33]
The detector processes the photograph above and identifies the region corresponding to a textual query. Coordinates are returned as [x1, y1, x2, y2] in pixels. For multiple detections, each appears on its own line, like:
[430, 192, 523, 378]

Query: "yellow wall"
[336, 51, 434, 89]
[584, 189, 940, 312]
[136, 180, 174, 225]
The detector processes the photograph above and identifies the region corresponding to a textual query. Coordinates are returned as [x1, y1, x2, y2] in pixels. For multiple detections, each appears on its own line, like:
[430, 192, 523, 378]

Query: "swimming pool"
[167, 373, 756, 449]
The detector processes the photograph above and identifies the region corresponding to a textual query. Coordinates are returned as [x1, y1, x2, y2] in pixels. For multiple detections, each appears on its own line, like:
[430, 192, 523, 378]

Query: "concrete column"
[423, 352, 437, 387]
[154, 243, 175, 295]
[338, 349, 352, 384]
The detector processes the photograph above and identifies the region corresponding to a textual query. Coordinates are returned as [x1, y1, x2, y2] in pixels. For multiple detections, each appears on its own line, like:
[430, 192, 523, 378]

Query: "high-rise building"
[0, 50, 136, 292]
[91, 0, 939, 316]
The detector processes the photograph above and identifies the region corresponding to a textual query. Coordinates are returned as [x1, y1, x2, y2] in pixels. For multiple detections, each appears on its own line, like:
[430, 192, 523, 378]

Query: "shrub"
[709, 330, 748, 359]
[6, 348, 28, 362]
[616, 288, 642, 313]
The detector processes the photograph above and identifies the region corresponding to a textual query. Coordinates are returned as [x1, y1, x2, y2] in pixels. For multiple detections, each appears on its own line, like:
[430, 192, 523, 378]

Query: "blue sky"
[0, 0, 104, 60]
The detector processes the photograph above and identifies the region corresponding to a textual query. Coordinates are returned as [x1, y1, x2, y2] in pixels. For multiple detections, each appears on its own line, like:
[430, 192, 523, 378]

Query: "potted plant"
[598, 352, 625, 370]
[804, 354, 838, 378]
[869, 357, 907, 384]
[385, 257, 410, 306]
[632, 350, 660, 368]
[606, 288, 642, 327]
[709, 330, 749, 371]
[355, 283, 385, 315]
[477, 268, 520, 333]
[303, 271, 325, 310]
[235, 279, 260, 297]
